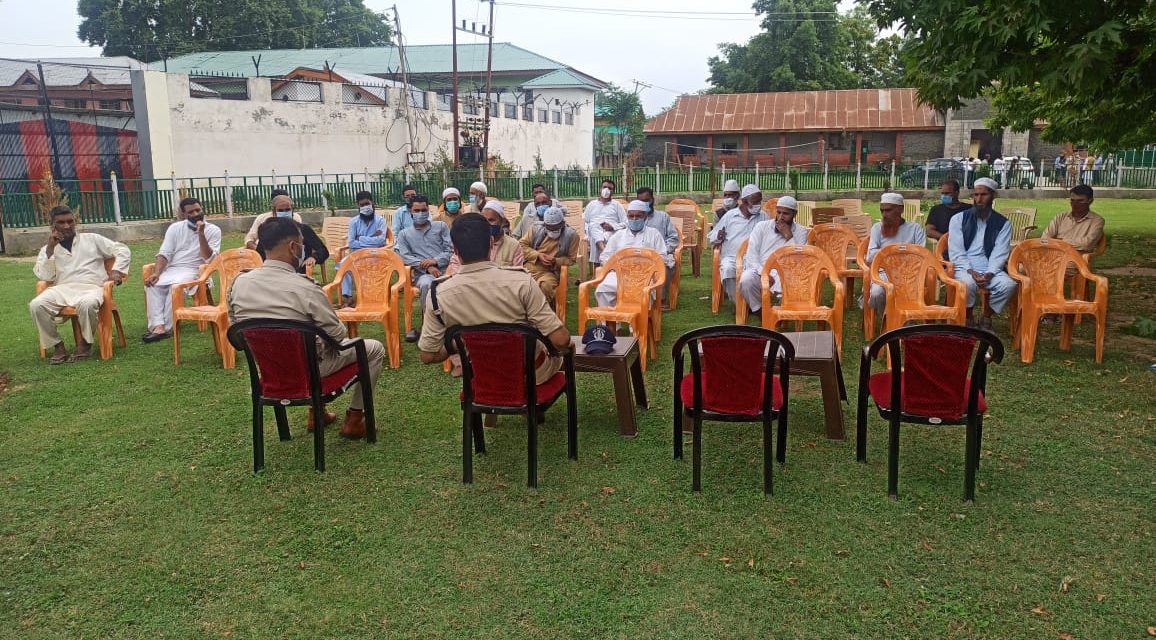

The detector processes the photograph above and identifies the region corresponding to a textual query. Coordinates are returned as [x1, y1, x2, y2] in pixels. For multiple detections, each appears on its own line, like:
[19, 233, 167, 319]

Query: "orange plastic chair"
[666, 198, 705, 277]
[142, 261, 214, 332]
[577, 248, 667, 370]
[35, 257, 126, 360]
[321, 248, 405, 369]
[555, 265, 570, 323]
[668, 220, 687, 310]
[712, 238, 749, 314]
[320, 216, 350, 283]
[1008, 238, 1108, 364]
[831, 198, 864, 216]
[808, 223, 864, 313]
[172, 248, 262, 368]
[759, 244, 846, 355]
[810, 207, 845, 226]
[561, 202, 588, 280]
[1071, 232, 1107, 325]
[870, 243, 967, 335]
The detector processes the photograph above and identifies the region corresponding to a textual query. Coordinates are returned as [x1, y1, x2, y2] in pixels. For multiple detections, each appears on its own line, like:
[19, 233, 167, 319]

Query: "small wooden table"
[779, 330, 847, 440]
[570, 336, 648, 437]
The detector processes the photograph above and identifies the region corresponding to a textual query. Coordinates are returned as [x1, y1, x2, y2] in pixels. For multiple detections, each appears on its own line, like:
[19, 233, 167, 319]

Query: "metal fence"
[272, 79, 322, 103]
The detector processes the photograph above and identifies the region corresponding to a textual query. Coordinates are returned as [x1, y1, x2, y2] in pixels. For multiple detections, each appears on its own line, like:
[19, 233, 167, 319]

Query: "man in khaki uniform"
[419, 213, 571, 384]
[520, 204, 579, 304]
[228, 216, 385, 439]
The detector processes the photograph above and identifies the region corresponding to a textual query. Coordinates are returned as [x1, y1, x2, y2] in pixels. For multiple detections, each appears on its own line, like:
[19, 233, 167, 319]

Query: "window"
[504, 103, 517, 119]
[98, 100, 121, 110]
[721, 142, 738, 152]
[488, 101, 499, 118]
[523, 104, 533, 121]
[538, 108, 548, 123]
[564, 110, 574, 125]
[436, 93, 451, 112]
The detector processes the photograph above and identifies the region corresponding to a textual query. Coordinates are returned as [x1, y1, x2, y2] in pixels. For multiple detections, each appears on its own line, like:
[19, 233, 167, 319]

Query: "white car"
[994, 157, 1036, 189]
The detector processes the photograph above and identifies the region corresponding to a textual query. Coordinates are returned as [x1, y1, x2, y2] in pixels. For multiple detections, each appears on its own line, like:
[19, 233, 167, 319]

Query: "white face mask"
[275, 210, 293, 219]
[749, 205, 762, 216]
[358, 205, 374, 217]
[723, 197, 736, 209]
[600, 187, 611, 199]
[546, 229, 562, 239]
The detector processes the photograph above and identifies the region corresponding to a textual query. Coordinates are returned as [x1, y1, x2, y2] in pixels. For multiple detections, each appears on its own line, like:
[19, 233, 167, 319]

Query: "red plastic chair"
[855, 325, 1004, 502]
[227, 319, 378, 473]
[446, 323, 578, 488]
[672, 326, 796, 496]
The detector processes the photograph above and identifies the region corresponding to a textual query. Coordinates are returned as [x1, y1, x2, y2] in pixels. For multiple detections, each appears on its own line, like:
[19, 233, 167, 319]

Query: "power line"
[497, 2, 836, 16]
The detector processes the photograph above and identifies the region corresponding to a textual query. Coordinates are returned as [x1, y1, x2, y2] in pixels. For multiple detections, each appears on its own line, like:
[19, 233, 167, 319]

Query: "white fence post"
[721, 163, 727, 192]
[755, 162, 760, 189]
[364, 167, 370, 194]
[689, 163, 694, 192]
[922, 162, 930, 190]
[856, 161, 862, 192]
[271, 169, 277, 191]
[318, 168, 327, 212]
[823, 162, 829, 192]
[110, 170, 122, 225]
[786, 160, 792, 192]
[586, 170, 592, 199]
[889, 160, 896, 189]
[622, 164, 627, 192]
[170, 171, 180, 216]
[553, 167, 559, 198]
[518, 172, 524, 200]
[655, 163, 661, 195]
[478, 164, 484, 183]
[224, 170, 234, 216]
[1117, 164, 1124, 188]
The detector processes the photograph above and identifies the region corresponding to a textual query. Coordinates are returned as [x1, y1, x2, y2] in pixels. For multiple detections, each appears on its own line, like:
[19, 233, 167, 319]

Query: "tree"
[862, 0, 1156, 150]
[596, 84, 647, 154]
[706, 1, 905, 93]
[77, 0, 392, 62]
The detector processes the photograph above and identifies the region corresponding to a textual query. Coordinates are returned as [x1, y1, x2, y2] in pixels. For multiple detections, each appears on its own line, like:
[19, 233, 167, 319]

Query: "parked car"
[994, 157, 1036, 189]
[898, 158, 966, 188]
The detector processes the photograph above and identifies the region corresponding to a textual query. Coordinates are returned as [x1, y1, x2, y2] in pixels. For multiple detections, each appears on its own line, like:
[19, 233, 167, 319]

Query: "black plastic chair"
[856, 324, 1004, 501]
[227, 318, 377, 473]
[446, 323, 578, 487]
[672, 325, 795, 495]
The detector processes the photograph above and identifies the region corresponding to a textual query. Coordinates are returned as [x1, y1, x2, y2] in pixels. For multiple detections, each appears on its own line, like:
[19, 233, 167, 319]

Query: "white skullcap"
[776, 195, 798, 210]
[740, 184, 761, 199]
[543, 205, 566, 225]
[482, 199, 505, 214]
[470, 181, 488, 194]
[723, 179, 740, 193]
[973, 177, 998, 192]
[628, 199, 651, 212]
[880, 192, 904, 206]
[441, 187, 460, 199]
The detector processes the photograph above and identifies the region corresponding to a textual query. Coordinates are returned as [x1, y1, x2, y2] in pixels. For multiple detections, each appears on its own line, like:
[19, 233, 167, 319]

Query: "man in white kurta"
[143, 198, 221, 342]
[863, 193, 928, 314]
[595, 201, 672, 308]
[584, 179, 626, 264]
[947, 177, 1016, 330]
[29, 206, 131, 362]
[738, 195, 809, 312]
[709, 184, 769, 302]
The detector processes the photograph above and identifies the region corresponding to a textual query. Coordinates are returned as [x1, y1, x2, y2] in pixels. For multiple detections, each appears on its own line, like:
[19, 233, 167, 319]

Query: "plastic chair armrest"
[320, 281, 340, 303]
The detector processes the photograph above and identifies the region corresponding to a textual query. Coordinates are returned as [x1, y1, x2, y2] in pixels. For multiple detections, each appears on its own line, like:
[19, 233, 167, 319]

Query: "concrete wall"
[901, 131, 945, 161]
[1028, 129, 1065, 163]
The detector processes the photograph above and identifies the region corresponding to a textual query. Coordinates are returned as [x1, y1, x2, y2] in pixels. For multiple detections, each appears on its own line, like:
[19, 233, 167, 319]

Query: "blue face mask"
[490, 224, 504, 238]
[445, 200, 461, 213]
[941, 195, 953, 205]
[627, 218, 646, 232]
[536, 204, 548, 217]
[468, 195, 478, 205]
[412, 211, 430, 225]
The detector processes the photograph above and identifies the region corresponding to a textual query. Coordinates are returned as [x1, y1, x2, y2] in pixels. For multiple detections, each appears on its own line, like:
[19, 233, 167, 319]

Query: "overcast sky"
[0, 0, 769, 114]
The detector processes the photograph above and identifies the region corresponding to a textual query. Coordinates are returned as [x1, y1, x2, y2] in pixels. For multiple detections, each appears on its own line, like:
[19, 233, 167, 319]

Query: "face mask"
[940, 195, 953, 205]
[627, 218, 646, 232]
[275, 210, 293, 219]
[545, 229, 562, 239]
[490, 224, 504, 238]
[359, 205, 374, 218]
[749, 205, 762, 216]
[723, 197, 736, 209]
[445, 200, 461, 213]
[468, 195, 478, 205]
[536, 205, 548, 217]
[601, 187, 611, 199]
[186, 215, 203, 229]
[412, 212, 430, 225]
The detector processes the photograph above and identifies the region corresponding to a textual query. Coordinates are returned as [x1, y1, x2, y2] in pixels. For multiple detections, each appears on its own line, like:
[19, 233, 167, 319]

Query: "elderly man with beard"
[947, 177, 1016, 330]
[863, 193, 928, 314]
[738, 195, 809, 313]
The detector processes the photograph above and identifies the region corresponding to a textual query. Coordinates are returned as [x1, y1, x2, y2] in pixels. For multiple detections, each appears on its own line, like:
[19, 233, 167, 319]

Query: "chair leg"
[855, 383, 870, 462]
[313, 405, 326, 472]
[172, 320, 182, 365]
[691, 416, 703, 492]
[566, 376, 578, 461]
[673, 406, 684, 459]
[1059, 314, 1075, 352]
[273, 405, 291, 441]
[252, 401, 265, 473]
[776, 408, 788, 465]
[462, 410, 474, 484]
[113, 310, 126, 348]
[763, 415, 774, 496]
[361, 370, 377, 445]
[219, 325, 236, 369]
[472, 412, 486, 454]
[887, 418, 901, 499]
[963, 417, 979, 502]
[1019, 309, 1040, 364]
[526, 408, 539, 488]
[1094, 311, 1106, 363]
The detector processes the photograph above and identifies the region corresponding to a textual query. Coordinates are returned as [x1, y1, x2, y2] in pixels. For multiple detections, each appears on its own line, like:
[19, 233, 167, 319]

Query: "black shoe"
[404, 329, 419, 343]
[142, 330, 171, 343]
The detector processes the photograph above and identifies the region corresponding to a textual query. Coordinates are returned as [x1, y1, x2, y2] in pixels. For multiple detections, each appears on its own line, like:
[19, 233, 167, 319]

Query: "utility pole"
[35, 62, 63, 181]
[482, 0, 495, 171]
[451, 0, 460, 168]
[452, 4, 493, 170]
[391, 6, 421, 168]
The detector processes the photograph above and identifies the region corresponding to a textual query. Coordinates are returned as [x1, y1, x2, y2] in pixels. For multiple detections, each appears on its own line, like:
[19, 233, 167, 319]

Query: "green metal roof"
[521, 68, 601, 89]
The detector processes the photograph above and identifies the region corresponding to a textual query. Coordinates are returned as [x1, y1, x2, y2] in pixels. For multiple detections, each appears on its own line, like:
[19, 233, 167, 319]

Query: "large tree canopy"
[77, 0, 393, 62]
[707, 1, 906, 93]
[596, 84, 647, 153]
[862, 0, 1156, 150]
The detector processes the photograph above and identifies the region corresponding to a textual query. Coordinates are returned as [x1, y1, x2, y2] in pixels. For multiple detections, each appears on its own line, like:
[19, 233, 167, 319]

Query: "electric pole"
[482, 0, 495, 172]
[451, 0, 460, 167]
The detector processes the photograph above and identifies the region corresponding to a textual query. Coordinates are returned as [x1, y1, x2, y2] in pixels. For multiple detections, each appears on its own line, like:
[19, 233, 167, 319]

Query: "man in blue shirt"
[947, 177, 1017, 331]
[339, 190, 389, 306]
[394, 195, 453, 341]
[390, 184, 419, 237]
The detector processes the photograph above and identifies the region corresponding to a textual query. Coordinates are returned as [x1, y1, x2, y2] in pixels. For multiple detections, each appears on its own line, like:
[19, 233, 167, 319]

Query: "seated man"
[1042, 184, 1105, 256]
[517, 182, 548, 229]
[340, 190, 389, 306]
[228, 216, 384, 438]
[635, 186, 681, 309]
[521, 204, 579, 304]
[418, 212, 570, 386]
[715, 179, 741, 221]
[390, 184, 419, 237]
[926, 178, 969, 241]
[738, 195, 809, 313]
[143, 196, 222, 342]
[447, 199, 524, 275]
[948, 177, 1017, 330]
[254, 193, 329, 275]
[394, 195, 453, 342]
[512, 188, 560, 238]
[465, 181, 489, 214]
[583, 178, 626, 265]
[708, 184, 769, 302]
[439, 187, 464, 225]
[864, 193, 928, 313]
[30, 205, 132, 363]
[595, 200, 672, 308]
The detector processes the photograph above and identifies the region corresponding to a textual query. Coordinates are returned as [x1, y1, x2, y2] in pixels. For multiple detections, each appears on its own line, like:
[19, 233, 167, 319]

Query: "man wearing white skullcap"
[584, 178, 627, 268]
[738, 195, 809, 312]
[439, 187, 465, 225]
[595, 200, 671, 308]
[947, 178, 1016, 330]
[709, 184, 769, 302]
[715, 179, 742, 220]
[465, 181, 489, 214]
[391, 183, 420, 236]
[447, 199, 524, 276]
[512, 188, 561, 238]
[862, 193, 928, 315]
[521, 204, 579, 304]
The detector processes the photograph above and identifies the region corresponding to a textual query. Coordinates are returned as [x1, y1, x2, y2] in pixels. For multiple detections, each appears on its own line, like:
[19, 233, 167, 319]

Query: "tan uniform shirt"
[227, 259, 347, 361]
[1041, 210, 1105, 253]
[418, 261, 565, 383]
[446, 235, 524, 275]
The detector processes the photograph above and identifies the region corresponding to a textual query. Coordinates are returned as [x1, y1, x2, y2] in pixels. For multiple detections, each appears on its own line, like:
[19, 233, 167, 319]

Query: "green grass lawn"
[1, 198, 1153, 639]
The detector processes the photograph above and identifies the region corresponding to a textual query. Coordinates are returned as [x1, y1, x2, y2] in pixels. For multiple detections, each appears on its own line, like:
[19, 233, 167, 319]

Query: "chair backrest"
[446, 323, 557, 409]
[902, 200, 922, 223]
[795, 201, 817, 228]
[763, 244, 841, 307]
[867, 325, 1004, 420]
[807, 223, 860, 271]
[336, 248, 405, 306]
[711, 198, 726, 213]
[1008, 238, 1088, 302]
[502, 201, 521, 226]
[666, 203, 702, 246]
[734, 238, 751, 273]
[833, 214, 873, 239]
[832, 198, 864, 216]
[1005, 207, 1037, 244]
[320, 216, 351, 252]
[600, 248, 666, 305]
[228, 318, 342, 401]
[560, 200, 584, 218]
[613, 198, 630, 210]
[667, 197, 698, 209]
[871, 244, 945, 307]
[672, 326, 795, 416]
[811, 207, 845, 226]
[215, 248, 264, 299]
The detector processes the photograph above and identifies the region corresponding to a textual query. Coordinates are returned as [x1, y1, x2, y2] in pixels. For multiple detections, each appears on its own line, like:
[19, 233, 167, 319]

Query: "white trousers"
[955, 269, 1017, 313]
[29, 285, 102, 348]
[738, 268, 782, 312]
[145, 266, 201, 330]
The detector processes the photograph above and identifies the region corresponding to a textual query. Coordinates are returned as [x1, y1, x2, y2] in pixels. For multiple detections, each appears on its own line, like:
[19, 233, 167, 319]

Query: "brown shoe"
[306, 406, 337, 433]
[338, 409, 367, 440]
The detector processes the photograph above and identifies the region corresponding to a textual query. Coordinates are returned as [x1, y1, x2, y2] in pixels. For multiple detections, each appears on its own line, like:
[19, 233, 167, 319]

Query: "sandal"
[67, 351, 92, 363]
[49, 352, 70, 365]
